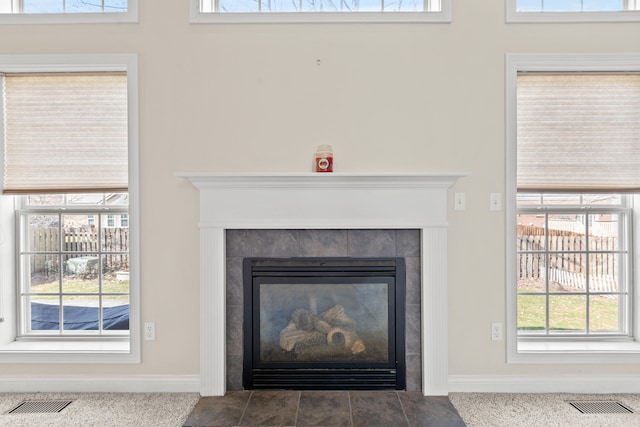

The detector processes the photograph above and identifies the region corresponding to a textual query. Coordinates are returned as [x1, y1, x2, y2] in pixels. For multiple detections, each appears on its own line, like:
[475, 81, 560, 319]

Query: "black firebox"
[243, 258, 406, 390]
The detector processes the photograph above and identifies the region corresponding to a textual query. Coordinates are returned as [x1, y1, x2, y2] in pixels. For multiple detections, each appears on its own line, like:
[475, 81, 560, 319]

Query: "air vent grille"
[7, 400, 73, 414]
[568, 400, 633, 414]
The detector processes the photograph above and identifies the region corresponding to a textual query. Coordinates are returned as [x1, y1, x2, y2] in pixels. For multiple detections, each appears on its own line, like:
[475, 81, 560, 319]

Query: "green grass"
[30, 275, 129, 302]
[518, 288, 619, 332]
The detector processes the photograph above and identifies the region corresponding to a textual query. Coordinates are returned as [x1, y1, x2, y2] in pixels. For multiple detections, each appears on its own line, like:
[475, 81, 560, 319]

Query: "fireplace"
[177, 172, 469, 396]
[243, 257, 406, 390]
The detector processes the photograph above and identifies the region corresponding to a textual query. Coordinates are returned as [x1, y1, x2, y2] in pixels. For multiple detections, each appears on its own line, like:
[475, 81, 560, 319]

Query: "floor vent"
[569, 400, 633, 414]
[7, 400, 73, 414]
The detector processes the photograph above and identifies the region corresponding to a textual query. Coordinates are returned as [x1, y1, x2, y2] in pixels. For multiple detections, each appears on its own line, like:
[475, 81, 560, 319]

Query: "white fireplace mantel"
[177, 172, 469, 396]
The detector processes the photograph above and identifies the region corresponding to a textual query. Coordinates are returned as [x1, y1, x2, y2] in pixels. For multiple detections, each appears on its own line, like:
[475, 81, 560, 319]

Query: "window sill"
[0, 339, 138, 364]
[511, 339, 640, 363]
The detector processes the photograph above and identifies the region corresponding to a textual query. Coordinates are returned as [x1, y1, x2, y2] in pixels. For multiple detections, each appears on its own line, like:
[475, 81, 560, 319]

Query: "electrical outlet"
[491, 322, 503, 341]
[454, 192, 466, 211]
[144, 322, 156, 341]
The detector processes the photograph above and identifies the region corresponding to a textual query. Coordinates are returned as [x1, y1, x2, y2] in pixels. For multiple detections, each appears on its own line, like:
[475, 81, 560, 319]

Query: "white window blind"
[517, 73, 640, 192]
[2, 72, 128, 194]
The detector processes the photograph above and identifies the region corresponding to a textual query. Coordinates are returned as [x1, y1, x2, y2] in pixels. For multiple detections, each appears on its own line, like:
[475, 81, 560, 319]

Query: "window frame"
[506, 0, 640, 23]
[0, 54, 139, 364]
[516, 194, 632, 338]
[0, 0, 137, 24]
[16, 197, 130, 339]
[506, 53, 640, 363]
[189, 0, 452, 23]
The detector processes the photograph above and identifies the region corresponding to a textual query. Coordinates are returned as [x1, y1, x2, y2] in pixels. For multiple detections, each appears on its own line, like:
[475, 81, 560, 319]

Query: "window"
[517, 193, 631, 337]
[18, 194, 129, 338]
[0, 54, 139, 363]
[191, 0, 451, 23]
[0, 0, 137, 23]
[507, 0, 640, 22]
[506, 53, 640, 362]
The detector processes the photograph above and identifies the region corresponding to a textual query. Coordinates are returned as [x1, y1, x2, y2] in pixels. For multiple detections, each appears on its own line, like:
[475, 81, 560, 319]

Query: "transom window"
[201, 0, 440, 13]
[517, 0, 638, 12]
[0, 0, 136, 23]
[0, 0, 127, 14]
[191, 0, 450, 22]
[508, 0, 640, 22]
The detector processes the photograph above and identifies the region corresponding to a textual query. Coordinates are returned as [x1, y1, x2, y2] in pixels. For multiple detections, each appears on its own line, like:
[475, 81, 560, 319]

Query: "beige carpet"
[0, 392, 200, 427]
[450, 393, 640, 427]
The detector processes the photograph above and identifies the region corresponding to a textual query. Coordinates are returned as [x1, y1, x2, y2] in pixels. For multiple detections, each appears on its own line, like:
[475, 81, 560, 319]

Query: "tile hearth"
[183, 391, 466, 427]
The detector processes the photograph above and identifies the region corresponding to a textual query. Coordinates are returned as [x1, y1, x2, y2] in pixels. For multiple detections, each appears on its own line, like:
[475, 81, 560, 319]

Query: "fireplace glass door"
[243, 258, 405, 390]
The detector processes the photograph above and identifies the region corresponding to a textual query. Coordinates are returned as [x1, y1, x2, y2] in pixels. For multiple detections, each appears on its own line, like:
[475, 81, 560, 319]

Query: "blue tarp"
[31, 302, 129, 331]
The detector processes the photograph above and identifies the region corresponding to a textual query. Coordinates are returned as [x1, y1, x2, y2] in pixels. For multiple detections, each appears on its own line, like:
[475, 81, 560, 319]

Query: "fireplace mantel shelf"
[178, 171, 470, 397]
[177, 172, 469, 189]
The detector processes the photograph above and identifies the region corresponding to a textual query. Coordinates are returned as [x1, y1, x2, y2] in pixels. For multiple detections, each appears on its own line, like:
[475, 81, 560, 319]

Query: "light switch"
[454, 192, 466, 211]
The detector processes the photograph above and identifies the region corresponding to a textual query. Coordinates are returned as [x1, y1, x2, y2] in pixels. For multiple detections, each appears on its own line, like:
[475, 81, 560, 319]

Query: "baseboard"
[449, 374, 640, 394]
[0, 375, 200, 393]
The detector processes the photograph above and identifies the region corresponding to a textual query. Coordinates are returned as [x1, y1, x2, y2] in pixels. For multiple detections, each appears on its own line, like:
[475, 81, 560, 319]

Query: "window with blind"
[1, 72, 130, 339]
[510, 64, 640, 348]
[506, 54, 640, 362]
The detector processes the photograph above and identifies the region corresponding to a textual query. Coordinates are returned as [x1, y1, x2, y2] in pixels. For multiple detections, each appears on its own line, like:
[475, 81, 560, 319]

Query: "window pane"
[385, 0, 422, 12]
[219, 0, 259, 12]
[104, 268, 130, 294]
[542, 194, 581, 206]
[29, 297, 61, 332]
[27, 194, 65, 206]
[25, 254, 60, 293]
[103, 296, 129, 331]
[582, 194, 622, 205]
[517, 294, 546, 332]
[590, 295, 622, 332]
[23, 0, 64, 13]
[549, 295, 586, 332]
[62, 214, 99, 251]
[105, 192, 129, 206]
[63, 255, 100, 293]
[105, 0, 128, 12]
[583, 0, 624, 11]
[63, 296, 99, 331]
[26, 215, 59, 251]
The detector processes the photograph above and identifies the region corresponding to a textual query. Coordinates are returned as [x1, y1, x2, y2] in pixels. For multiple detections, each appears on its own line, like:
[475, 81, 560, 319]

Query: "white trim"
[505, 53, 640, 364]
[189, 0, 451, 23]
[0, 53, 140, 364]
[506, 1, 640, 23]
[178, 172, 469, 396]
[0, 1, 138, 24]
[0, 375, 200, 393]
[449, 374, 640, 394]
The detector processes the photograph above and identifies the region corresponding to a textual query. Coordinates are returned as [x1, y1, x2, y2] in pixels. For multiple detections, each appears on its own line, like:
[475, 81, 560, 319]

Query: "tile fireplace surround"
[177, 172, 468, 397]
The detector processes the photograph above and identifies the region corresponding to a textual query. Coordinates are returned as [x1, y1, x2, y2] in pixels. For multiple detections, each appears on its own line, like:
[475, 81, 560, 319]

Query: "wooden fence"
[30, 227, 129, 277]
[517, 225, 618, 292]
